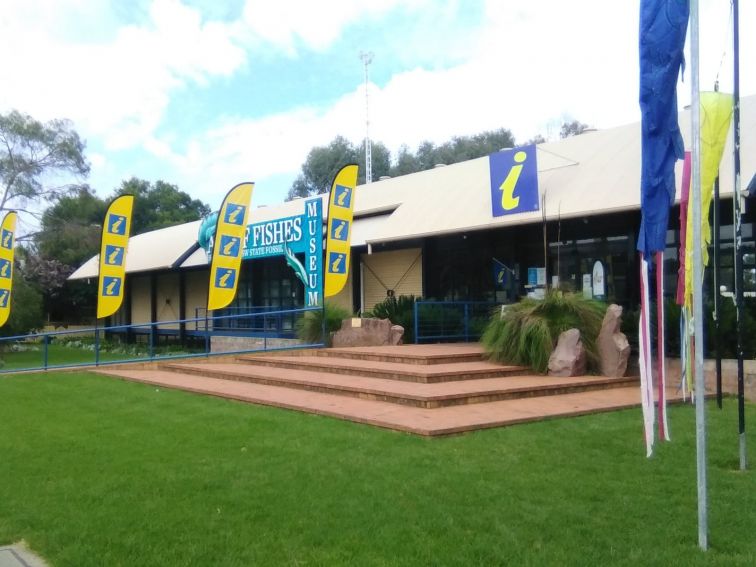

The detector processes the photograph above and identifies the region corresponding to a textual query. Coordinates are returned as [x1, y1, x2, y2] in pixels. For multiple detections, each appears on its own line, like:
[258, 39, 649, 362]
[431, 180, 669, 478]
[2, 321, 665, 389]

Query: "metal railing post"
[43, 335, 49, 370]
[149, 325, 155, 359]
[414, 301, 420, 344]
[95, 323, 100, 366]
[204, 313, 210, 356]
[464, 303, 470, 342]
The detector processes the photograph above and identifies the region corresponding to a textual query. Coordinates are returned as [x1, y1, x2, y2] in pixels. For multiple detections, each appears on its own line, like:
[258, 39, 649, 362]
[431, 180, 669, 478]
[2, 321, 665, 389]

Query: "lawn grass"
[0, 345, 124, 371]
[0, 344, 204, 372]
[0, 371, 754, 566]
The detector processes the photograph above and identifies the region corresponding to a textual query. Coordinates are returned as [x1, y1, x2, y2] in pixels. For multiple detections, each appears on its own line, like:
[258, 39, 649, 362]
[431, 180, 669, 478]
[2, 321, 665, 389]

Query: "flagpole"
[690, 0, 708, 551]
[732, 0, 747, 471]
[712, 175, 722, 409]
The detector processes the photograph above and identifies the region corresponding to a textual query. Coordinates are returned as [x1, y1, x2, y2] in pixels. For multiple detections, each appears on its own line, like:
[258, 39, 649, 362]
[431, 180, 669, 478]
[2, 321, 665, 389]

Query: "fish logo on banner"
[489, 144, 539, 217]
[0, 211, 17, 328]
[97, 195, 134, 319]
[324, 164, 358, 297]
[207, 182, 254, 311]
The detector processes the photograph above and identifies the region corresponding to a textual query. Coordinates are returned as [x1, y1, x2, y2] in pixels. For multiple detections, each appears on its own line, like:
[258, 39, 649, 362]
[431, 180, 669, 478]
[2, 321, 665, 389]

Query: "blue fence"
[413, 301, 496, 344]
[194, 306, 299, 336]
[0, 306, 323, 374]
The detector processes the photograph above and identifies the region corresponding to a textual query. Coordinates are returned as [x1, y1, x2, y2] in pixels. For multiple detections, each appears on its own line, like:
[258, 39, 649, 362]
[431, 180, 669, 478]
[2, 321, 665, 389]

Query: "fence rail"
[413, 301, 495, 344]
[0, 306, 323, 374]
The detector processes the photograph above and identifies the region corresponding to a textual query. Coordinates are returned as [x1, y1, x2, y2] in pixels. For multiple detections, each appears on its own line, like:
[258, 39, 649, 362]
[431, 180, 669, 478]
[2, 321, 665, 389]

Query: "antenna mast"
[359, 51, 374, 183]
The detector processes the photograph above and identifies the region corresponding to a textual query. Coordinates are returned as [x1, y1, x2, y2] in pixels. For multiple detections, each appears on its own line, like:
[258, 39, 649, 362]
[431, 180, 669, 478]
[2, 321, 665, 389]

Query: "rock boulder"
[597, 304, 630, 377]
[548, 328, 587, 377]
[332, 318, 404, 347]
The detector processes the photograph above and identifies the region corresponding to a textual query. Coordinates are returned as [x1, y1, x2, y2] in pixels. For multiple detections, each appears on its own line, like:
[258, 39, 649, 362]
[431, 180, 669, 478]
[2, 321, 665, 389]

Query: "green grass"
[0, 372, 754, 566]
[0, 344, 204, 371]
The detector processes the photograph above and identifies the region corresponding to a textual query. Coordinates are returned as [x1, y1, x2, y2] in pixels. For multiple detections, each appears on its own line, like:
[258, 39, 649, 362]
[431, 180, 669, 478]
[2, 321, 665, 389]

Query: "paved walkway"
[0, 544, 48, 567]
[104, 367, 681, 435]
[98, 343, 684, 436]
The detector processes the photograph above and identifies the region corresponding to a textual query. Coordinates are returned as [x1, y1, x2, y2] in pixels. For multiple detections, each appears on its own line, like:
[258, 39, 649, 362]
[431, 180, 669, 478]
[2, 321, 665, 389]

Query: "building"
[70, 95, 756, 343]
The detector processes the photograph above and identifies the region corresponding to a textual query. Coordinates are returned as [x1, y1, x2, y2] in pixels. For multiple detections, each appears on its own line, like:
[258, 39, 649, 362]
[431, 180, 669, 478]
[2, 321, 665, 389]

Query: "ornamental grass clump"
[295, 302, 352, 346]
[481, 291, 605, 373]
[365, 295, 416, 343]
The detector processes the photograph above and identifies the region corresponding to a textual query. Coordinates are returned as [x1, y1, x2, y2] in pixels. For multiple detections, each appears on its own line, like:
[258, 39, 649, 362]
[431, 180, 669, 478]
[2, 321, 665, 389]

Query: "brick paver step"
[234, 354, 524, 383]
[311, 344, 486, 365]
[95, 368, 683, 436]
[160, 362, 639, 408]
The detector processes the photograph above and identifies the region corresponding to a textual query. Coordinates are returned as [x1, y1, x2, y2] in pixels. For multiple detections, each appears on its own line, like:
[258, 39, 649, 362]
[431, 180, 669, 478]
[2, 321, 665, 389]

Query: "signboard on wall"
[489, 144, 539, 218]
[202, 197, 324, 308]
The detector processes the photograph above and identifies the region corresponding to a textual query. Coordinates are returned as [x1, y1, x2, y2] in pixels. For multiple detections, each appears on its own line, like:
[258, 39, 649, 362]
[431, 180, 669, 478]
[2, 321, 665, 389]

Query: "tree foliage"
[560, 120, 590, 139]
[1, 265, 44, 337]
[287, 128, 516, 200]
[0, 110, 89, 219]
[29, 177, 210, 323]
[36, 185, 105, 267]
[116, 177, 211, 235]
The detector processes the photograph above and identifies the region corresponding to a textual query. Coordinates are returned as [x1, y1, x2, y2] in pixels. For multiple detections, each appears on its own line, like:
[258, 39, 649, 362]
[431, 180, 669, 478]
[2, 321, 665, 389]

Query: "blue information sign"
[489, 144, 539, 217]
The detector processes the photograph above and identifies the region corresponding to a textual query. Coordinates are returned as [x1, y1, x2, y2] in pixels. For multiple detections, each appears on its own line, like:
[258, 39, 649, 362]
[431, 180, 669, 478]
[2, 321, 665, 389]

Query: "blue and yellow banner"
[489, 144, 539, 217]
[207, 182, 254, 311]
[0, 211, 18, 328]
[97, 195, 134, 319]
[325, 164, 358, 297]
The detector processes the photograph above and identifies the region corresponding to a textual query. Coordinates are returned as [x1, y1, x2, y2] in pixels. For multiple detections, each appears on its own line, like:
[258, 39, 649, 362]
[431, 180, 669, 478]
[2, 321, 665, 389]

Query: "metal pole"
[712, 176, 722, 408]
[359, 51, 374, 184]
[732, 0, 747, 471]
[95, 319, 100, 366]
[690, 0, 708, 550]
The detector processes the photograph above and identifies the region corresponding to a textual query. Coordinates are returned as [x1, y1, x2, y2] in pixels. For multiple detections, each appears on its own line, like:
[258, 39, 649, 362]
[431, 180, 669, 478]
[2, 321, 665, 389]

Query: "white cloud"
[239, 0, 429, 54]
[0, 0, 246, 150]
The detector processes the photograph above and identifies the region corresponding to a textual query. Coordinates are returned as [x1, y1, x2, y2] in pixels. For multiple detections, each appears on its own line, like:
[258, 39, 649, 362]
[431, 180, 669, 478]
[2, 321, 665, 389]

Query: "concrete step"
[310, 344, 486, 365]
[234, 354, 525, 383]
[95, 367, 682, 436]
[160, 362, 639, 408]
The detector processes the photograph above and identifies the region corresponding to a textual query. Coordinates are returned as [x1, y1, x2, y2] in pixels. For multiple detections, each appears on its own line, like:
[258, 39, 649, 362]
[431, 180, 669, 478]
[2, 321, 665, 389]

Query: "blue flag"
[493, 258, 511, 289]
[637, 0, 688, 256]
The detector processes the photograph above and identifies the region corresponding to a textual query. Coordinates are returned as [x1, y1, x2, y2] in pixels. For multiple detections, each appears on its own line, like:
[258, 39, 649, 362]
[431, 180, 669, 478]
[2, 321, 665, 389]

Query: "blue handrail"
[413, 300, 496, 344]
[0, 306, 323, 373]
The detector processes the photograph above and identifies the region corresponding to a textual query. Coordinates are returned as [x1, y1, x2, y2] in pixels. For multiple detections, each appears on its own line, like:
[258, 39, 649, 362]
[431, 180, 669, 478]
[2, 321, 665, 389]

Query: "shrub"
[295, 302, 352, 346]
[481, 291, 605, 373]
[365, 295, 416, 343]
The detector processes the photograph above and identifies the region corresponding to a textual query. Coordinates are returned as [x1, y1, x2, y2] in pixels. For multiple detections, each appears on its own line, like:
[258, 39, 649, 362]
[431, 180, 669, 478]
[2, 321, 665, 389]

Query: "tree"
[115, 178, 210, 234]
[287, 127, 518, 197]
[560, 120, 590, 139]
[356, 139, 391, 183]
[36, 185, 105, 267]
[287, 136, 358, 200]
[0, 263, 44, 337]
[525, 134, 547, 145]
[391, 145, 421, 177]
[0, 110, 89, 222]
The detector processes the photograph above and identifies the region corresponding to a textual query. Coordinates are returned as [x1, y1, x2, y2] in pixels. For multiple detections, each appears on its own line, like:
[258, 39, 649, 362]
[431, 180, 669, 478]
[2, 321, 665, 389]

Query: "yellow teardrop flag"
[97, 195, 134, 319]
[207, 182, 254, 311]
[684, 91, 733, 309]
[0, 211, 18, 328]
[325, 164, 359, 298]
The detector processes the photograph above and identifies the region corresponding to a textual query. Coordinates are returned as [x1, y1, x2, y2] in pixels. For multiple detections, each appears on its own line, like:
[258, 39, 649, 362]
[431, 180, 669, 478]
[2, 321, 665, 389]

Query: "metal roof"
[69, 94, 755, 279]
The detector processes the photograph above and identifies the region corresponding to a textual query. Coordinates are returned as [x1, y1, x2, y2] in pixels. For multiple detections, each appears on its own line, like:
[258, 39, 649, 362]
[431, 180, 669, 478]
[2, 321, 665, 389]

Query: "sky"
[1, 0, 754, 220]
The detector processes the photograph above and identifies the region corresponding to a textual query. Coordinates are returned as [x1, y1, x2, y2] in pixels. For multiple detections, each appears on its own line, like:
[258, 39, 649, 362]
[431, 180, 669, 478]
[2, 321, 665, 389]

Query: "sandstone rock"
[389, 325, 404, 346]
[332, 317, 404, 348]
[597, 304, 630, 377]
[548, 328, 587, 377]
